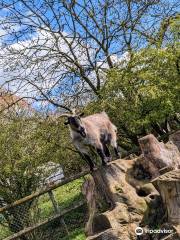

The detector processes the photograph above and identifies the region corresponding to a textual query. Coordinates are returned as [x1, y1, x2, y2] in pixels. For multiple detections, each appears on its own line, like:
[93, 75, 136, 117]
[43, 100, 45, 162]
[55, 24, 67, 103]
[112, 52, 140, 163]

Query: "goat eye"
[64, 121, 69, 125]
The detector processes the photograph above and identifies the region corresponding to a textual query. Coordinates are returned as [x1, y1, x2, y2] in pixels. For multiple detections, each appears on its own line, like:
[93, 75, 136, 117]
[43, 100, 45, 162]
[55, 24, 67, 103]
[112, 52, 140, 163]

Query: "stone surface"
[87, 229, 120, 240]
[170, 130, 180, 152]
[138, 134, 180, 178]
[152, 170, 180, 224]
[84, 133, 180, 240]
[84, 159, 160, 239]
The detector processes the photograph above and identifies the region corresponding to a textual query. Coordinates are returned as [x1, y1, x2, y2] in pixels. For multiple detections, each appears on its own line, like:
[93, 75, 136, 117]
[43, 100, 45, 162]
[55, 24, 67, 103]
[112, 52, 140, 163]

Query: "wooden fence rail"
[0, 170, 89, 214]
[4, 200, 86, 240]
[0, 170, 90, 240]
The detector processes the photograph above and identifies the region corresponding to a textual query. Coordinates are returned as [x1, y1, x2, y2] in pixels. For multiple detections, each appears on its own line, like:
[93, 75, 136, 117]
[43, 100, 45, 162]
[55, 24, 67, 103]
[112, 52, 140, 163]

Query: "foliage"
[0, 225, 11, 240]
[0, 115, 85, 202]
[0, 3, 179, 239]
[86, 45, 180, 151]
[0, 1, 179, 110]
[61, 228, 85, 240]
[0, 114, 86, 236]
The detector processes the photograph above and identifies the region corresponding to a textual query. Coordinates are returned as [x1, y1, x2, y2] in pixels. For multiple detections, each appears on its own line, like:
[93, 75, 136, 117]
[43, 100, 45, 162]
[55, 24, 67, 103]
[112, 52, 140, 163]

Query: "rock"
[132, 155, 153, 180]
[138, 134, 180, 178]
[83, 133, 180, 239]
[82, 175, 96, 236]
[92, 214, 112, 233]
[152, 169, 180, 225]
[83, 159, 160, 239]
[87, 229, 120, 240]
[169, 130, 180, 152]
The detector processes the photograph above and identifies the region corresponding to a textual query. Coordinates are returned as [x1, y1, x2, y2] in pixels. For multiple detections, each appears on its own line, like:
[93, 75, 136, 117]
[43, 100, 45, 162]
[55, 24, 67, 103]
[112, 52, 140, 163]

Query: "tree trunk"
[138, 134, 180, 178]
[82, 176, 96, 236]
[83, 132, 180, 239]
[169, 130, 180, 152]
[152, 169, 180, 225]
[83, 159, 159, 240]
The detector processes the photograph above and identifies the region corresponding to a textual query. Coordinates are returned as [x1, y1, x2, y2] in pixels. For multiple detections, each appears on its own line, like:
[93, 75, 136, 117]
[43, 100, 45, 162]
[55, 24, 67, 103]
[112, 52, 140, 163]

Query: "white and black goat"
[59, 110, 120, 171]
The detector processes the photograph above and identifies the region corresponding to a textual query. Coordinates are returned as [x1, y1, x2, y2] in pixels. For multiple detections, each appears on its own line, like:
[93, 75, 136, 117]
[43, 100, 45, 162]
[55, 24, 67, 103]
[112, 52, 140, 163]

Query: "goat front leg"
[83, 153, 95, 171]
[76, 144, 95, 171]
[96, 143, 107, 166]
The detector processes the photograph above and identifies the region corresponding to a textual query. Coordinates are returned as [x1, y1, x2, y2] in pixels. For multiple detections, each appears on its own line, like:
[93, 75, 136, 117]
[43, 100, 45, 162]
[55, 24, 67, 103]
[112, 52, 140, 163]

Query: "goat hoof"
[102, 161, 107, 166]
[116, 154, 121, 159]
[107, 157, 112, 162]
[90, 166, 97, 171]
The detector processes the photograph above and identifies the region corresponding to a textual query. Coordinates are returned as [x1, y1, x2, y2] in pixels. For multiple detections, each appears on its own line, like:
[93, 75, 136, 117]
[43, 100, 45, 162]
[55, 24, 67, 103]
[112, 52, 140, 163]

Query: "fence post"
[48, 190, 69, 235]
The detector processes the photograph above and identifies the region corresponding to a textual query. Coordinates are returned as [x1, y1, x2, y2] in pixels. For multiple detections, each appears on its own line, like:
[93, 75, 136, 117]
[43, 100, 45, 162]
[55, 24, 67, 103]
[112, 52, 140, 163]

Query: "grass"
[0, 226, 12, 240]
[0, 178, 87, 240]
[61, 228, 85, 240]
[38, 178, 84, 219]
[38, 177, 86, 239]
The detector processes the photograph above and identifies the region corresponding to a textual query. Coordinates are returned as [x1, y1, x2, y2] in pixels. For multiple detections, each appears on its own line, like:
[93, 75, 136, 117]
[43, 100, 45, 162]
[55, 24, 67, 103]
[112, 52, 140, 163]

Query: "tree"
[0, 113, 84, 235]
[85, 42, 180, 152]
[0, 0, 179, 111]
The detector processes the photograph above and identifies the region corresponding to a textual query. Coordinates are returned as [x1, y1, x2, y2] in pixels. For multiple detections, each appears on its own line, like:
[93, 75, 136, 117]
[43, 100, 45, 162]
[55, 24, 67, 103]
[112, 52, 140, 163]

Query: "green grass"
[38, 178, 84, 219]
[0, 178, 87, 240]
[38, 178, 86, 239]
[61, 228, 85, 240]
[0, 226, 12, 240]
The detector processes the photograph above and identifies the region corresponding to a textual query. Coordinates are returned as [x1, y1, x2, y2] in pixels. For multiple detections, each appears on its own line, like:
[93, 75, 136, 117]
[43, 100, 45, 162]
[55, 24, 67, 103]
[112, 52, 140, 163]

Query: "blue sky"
[0, 0, 179, 112]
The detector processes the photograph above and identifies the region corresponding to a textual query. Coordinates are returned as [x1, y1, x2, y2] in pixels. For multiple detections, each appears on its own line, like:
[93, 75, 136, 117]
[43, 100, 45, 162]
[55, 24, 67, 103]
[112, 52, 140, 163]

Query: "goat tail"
[112, 124, 118, 133]
[101, 111, 109, 119]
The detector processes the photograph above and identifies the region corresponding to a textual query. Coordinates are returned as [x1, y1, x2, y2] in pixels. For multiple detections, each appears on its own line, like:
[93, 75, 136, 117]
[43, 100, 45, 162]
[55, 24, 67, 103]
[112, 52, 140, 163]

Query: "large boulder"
[138, 134, 180, 178]
[83, 133, 180, 240]
[83, 159, 159, 240]
[169, 130, 180, 152]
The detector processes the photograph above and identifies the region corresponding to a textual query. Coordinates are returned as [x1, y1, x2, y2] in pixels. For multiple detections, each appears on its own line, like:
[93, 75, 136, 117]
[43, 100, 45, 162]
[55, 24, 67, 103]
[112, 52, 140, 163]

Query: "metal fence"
[0, 171, 89, 240]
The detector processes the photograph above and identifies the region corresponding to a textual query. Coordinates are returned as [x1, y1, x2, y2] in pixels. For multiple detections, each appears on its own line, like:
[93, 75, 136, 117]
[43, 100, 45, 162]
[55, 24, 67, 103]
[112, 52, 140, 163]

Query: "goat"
[59, 110, 120, 171]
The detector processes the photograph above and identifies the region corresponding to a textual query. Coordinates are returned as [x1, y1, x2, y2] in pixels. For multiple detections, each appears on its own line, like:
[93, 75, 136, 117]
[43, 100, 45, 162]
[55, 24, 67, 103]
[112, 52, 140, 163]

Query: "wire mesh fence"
[0, 171, 89, 240]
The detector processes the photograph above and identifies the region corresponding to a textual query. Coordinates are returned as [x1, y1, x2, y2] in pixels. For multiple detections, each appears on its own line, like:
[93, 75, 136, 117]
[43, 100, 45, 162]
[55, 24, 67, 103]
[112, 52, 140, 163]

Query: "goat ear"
[78, 112, 84, 117]
[64, 121, 69, 125]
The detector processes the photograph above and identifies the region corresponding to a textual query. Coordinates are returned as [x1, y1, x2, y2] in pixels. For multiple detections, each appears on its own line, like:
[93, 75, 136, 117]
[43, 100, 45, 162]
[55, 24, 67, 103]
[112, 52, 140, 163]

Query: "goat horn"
[54, 108, 78, 118]
[58, 113, 72, 118]
[71, 108, 77, 115]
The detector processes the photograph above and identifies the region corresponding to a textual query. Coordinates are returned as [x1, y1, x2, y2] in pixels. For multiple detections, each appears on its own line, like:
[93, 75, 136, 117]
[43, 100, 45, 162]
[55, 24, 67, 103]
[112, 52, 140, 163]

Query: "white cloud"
[0, 28, 129, 110]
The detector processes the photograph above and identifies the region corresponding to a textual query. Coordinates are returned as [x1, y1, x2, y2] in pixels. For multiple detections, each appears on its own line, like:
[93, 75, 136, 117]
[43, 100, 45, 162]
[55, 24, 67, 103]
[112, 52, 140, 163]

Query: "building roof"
[0, 89, 31, 112]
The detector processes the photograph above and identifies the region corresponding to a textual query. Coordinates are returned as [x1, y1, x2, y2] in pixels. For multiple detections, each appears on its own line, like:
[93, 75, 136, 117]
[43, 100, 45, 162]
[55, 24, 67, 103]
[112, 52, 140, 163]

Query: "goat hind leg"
[111, 140, 121, 159]
[114, 147, 121, 159]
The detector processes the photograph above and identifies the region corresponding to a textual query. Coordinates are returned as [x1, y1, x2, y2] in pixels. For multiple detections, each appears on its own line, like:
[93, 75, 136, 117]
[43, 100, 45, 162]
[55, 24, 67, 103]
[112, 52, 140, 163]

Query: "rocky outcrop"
[170, 130, 180, 152]
[152, 170, 180, 225]
[83, 159, 160, 240]
[138, 134, 180, 178]
[83, 133, 180, 240]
